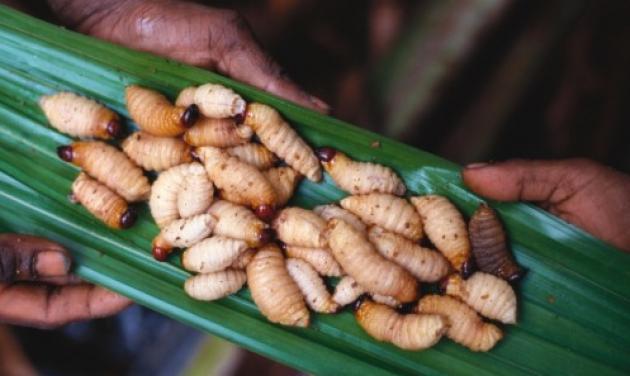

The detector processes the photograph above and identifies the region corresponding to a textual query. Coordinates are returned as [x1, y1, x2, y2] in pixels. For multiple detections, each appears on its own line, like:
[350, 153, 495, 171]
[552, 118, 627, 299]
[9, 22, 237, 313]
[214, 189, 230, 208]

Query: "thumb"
[0, 234, 71, 283]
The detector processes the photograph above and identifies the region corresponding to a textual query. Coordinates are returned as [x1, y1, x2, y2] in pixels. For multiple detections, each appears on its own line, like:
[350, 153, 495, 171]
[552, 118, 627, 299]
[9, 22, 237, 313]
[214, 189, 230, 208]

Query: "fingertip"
[90, 286, 133, 317]
[35, 250, 71, 278]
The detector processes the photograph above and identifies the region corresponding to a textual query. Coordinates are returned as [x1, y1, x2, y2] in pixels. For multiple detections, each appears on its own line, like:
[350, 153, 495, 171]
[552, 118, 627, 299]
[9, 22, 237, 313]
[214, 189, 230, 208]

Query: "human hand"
[46, 0, 329, 112]
[461, 159, 630, 252]
[0, 234, 131, 329]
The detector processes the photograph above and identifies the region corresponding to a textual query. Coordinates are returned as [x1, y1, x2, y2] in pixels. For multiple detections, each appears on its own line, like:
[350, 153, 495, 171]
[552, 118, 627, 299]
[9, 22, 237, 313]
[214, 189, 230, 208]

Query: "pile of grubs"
[41, 83, 525, 352]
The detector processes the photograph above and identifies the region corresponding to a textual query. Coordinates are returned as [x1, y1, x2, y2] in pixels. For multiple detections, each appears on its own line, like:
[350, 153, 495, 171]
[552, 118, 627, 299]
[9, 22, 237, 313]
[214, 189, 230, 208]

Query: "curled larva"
[286, 258, 338, 313]
[444, 273, 517, 324]
[316, 148, 405, 196]
[194, 83, 246, 119]
[175, 86, 197, 107]
[469, 204, 524, 282]
[368, 226, 450, 282]
[410, 195, 471, 273]
[122, 131, 192, 171]
[39, 92, 123, 139]
[182, 236, 248, 273]
[197, 146, 277, 209]
[313, 204, 367, 233]
[285, 245, 343, 277]
[356, 300, 447, 351]
[227, 143, 277, 169]
[184, 269, 247, 301]
[125, 85, 198, 137]
[327, 219, 418, 303]
[231, 248, 256, 269]
[244, 103, 321, 181]
[333, 276, 365, 306]
[71, 173, 136, 229]
[184, 118, 253, 147]
[57, 141, 150, 202]
[177, 163, 214, 218]
[273, 207, 327, 248]
[207, 200, 272, 246]
[152, 213, 216, 261]
[247, 245, 310, 327]
[417, 295, 503, 352]
[340, 193, 423, 241]
[263, 167, 302, 206]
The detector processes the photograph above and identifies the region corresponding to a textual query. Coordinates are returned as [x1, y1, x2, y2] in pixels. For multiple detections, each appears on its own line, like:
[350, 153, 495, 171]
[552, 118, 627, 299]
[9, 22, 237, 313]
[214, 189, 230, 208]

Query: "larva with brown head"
[184, 269, 247, 301]
[244, 103, 321, 182]
[125, 85, 198, 137]
[122, 131, 192, 172]
[207, 200, 273, 247]
[184, 117, 253, 147]
[152, 213, 216, 261]
[58, 141, 150, 202]
[247, 245, 310, 327]
[316, 148, 405, 196]
[39, 92, 123, 139]
[286, 258, 339, 313]
[326, 218, 418, 303]
[71, 173, 136, 229]
[273, 207, 328, 248]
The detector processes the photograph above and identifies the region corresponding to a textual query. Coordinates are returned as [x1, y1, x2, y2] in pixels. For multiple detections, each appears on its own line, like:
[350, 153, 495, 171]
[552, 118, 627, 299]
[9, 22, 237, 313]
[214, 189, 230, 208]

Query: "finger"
[0, 234, 71, 283]
[37, 274, 83, 285]
[0, 283, 132, 329]
[461, 159, 600, 204]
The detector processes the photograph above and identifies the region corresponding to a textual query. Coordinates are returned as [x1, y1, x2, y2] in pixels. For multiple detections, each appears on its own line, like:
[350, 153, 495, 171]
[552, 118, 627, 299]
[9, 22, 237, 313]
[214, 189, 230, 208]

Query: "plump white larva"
[244, 103, 321, 181]
[332, 276, 365, 306]
[159, 213, 216, 248]
[39, 92, 122, 139]
[182, 236, 248, 273]
[313, 204, 366, 233]
[410, 195, 470, 272]
[177, 163, 214, 218]
[356, 300, 447, 351]
[326, 219, 418, 303]
[247, 245, 310, 327]
[184, 269, 247, 301]
[273, 207, 327, 248]
[417, 295, 503, 352]
[340, 193, 423, 241]
[320, 150, 405, 196]
[286, 258, 338, 313]
[285, 245, 343, 277]
[444, 273, 517, 324]
[175, 86, 197, 107]
[368, 227, 450, 282]
[227, 143, 277, 169]
[207, 200, 271, 246]
[231, 248, 256, 269]
[194, 83, 246, 118]
[263, 167, 302, 206]
[122, 131, 192, 171]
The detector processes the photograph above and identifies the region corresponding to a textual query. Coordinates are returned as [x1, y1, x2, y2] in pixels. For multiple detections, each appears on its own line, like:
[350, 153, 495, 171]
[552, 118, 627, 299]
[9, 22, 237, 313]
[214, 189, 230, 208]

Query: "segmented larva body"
[313, 204, 367, 233]
[182, 236, 248, 273]
[368, 227, 450, 282]
[371, 294, 402, 308]
[326, 219, 417, 303]
[149, 163, 212, 228]
[410, 195, 470, 272]
[469, 204, 523, 282]
[207, 200, 272, 246]
[333, 276, 365, 306]
[227, 143, 277, 169]
[356, 300, 448, 351]
[194, 83, 246, 119]
[184, 269, 247, 301]
[244, 103, 321, 182]
[340, 193, 423, 241]
[444, 273, 517, 324]
[285, 245, 343, 277]
[122, 131, 192, 171]
[417, 295, 503, 352]
[273, 207, 327, 248]
[231, 248, 256, 269]
[318, 149, 405, 196]
[286, 258, 338, 313]
[197, 146, 277, 208]
[247, 245, 310, 327]
[184, 118, 253, 147]
[39, 92, 122, 139]
[125, 85, 198, 137]
[156, 213, 216, 249]
[71, 173, 136, 229]
[58, 141, 150, 202]
[263, 167, 302, 206]
[175, 86, 197, 107]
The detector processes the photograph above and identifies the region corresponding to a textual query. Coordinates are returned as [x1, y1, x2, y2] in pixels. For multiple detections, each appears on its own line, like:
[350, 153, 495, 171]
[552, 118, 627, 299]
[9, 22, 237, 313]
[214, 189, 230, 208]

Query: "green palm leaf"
[0, 5, 628, 375]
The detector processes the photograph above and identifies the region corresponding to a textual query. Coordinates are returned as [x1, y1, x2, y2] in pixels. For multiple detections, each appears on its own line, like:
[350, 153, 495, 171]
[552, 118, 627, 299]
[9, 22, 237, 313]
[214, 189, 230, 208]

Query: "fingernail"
[309, 95, 330, 112]
[465, 162, 489, 169]
[36, 251, 71, 277]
